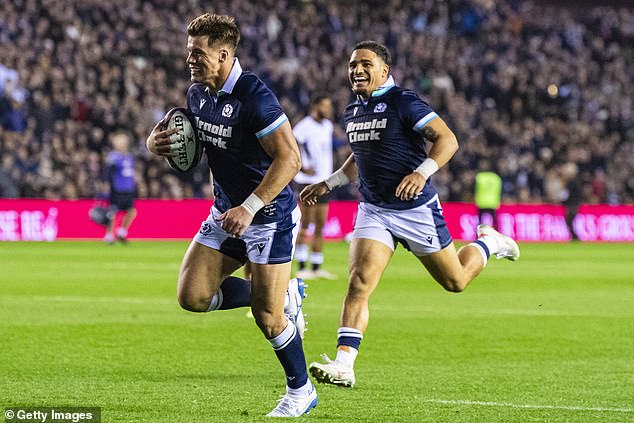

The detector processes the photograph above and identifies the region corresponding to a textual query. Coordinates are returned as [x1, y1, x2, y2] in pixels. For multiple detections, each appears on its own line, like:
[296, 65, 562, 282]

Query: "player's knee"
[177, 290, 211, 312]
[251, 309, 284, 338]
[440, 276, 467, 293]
[347, 267, 373, 299]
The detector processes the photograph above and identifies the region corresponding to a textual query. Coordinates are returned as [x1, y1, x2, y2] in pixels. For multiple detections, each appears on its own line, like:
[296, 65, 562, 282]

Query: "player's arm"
[299, 153, 358, 206]
[216, 120, 301, 237]
[395, 117, 458, 201]
[253, 120, 302, 203]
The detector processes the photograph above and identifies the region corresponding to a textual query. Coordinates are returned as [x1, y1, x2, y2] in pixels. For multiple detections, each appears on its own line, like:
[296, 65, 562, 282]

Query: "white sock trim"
[269, 321, 297, 350]
[206, 289, 223, 312]
[294, 244, 309, 262]
[337, 327, 363, 339]
[468, 242, 488, 267]
[309, 252, 324, 265]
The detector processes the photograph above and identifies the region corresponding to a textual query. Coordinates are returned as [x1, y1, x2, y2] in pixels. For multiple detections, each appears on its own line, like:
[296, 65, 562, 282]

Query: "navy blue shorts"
[110, 192, 136, 211]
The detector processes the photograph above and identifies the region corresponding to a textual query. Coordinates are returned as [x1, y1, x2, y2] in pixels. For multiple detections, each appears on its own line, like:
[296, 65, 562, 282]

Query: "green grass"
[0, 241, 632, 422]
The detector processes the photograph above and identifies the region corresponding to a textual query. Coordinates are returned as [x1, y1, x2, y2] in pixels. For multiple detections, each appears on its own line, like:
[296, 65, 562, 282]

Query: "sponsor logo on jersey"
[346, 118, 387, 143]
[194, 116, 233, 149]
[199, 98, 206, 109]
[222, 104, 233, 117]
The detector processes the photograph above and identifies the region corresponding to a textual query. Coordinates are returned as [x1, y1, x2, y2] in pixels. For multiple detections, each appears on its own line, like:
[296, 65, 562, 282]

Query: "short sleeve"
[250, 83, 288, 140]
[399, 91, 438, 134]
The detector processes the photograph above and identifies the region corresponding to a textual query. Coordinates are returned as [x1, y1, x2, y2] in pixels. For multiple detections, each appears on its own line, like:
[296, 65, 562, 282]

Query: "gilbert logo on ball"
[162, 107, 202, 172]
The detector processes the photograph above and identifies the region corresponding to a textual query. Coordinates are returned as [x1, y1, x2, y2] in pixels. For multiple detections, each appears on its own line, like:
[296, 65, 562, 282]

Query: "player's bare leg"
[295, 204, 316, 279]
[310, 238, 392, 387]
[249, 262, 293, 338]
[116, 208, 137, 243]
[418, 243, 484, 292]
[311, 203, 337, 279]
[177, 241, 243, 312]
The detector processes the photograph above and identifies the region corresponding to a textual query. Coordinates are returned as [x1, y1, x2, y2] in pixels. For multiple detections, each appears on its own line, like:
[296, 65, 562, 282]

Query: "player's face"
[186, 36, 223, 86]
[315, 98, 333, 121]
[348, 49, 389, 99]
[111, 134, 129, 152]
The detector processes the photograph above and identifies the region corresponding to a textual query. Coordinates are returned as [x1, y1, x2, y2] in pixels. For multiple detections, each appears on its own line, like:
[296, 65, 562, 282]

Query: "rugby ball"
[162, 107, 202, 172]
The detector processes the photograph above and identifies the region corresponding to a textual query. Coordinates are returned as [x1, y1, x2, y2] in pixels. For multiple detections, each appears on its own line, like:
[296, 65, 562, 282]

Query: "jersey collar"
[218, 57, 242, 96]
[371, 75, 395, 97]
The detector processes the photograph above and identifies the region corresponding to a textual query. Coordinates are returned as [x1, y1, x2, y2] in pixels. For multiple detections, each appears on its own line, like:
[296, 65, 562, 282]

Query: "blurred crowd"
[0, 0, 632, 204]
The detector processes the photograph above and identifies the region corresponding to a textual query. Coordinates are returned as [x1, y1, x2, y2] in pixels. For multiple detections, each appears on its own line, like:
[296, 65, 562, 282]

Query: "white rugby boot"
[284, 278, 307, 338]
[266, 384, 318, 417]
[477, 224, 520, 261]
[309, 354, 356, 388]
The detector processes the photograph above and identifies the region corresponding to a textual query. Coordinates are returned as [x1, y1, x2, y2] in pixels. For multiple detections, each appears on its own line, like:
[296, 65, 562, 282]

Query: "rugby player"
[145, 13, 317, 417]
[301, 41, 520, 388]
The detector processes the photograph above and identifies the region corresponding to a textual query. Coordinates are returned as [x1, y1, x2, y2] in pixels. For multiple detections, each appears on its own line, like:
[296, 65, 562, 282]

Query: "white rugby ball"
[162, 107, 202, 172]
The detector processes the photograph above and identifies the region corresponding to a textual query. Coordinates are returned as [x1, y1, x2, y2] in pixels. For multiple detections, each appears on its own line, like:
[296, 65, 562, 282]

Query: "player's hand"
[300, 181, 330, 206]
[146, 119, 180, 157]
[301, 167, 316, 176]
[215, 206, 254, 237]
[395, 172, 426, 201]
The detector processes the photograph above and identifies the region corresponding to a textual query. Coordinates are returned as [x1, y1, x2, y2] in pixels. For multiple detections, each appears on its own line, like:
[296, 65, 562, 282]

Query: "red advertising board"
[0, 199, 632, 242]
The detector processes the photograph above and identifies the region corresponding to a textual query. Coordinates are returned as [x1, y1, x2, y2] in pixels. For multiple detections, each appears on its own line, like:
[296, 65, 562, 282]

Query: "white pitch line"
[424, 399, 634, 413]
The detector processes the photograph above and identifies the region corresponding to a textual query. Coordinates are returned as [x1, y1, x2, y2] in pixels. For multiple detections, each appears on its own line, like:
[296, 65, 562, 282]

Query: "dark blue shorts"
[110, 192, 136, 211]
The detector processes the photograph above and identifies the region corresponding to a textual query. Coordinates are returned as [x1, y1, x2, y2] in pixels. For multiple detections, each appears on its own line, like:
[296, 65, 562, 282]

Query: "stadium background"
[1, 1, 633, 422]
[0, 0, 632, 205]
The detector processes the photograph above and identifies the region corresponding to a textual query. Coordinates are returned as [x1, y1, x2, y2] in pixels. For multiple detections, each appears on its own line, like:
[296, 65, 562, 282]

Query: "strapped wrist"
[241, 193, 265, 216]
[414, 158, 439, 179]
[324, 169, 350, 191]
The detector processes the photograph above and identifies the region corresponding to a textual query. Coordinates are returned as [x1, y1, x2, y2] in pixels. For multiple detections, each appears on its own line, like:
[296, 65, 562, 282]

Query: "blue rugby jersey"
[105, 151, 135, 193]
[186, 58, 295, 225]
[343, 78, 440, 210]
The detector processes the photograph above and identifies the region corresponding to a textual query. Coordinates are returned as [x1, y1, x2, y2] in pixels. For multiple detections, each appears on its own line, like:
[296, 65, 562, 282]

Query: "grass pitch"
[1, 241, 632, 422]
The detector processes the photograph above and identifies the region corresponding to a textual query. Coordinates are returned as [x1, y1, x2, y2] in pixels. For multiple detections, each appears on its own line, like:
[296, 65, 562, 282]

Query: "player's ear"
[219, 48, 230, 63]
[382, 64, 389, 78]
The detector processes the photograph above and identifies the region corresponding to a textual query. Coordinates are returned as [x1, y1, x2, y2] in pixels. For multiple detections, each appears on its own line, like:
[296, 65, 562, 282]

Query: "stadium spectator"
[0, 0, 631, 204]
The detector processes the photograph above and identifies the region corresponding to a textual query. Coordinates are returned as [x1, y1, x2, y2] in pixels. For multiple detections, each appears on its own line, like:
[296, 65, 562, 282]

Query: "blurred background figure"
[475, 161, 502, 230]
[293, 95, 337, 280]
[103, 131, 137, 244]
[561, 162, 583, 241]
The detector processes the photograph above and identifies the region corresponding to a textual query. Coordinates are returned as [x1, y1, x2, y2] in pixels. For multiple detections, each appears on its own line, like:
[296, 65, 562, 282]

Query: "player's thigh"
[178, 240, 243, 297]
[417, 242, 466, 289]
[348, 237, 393, 298]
